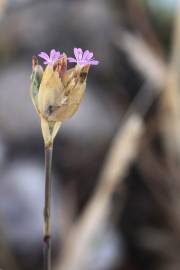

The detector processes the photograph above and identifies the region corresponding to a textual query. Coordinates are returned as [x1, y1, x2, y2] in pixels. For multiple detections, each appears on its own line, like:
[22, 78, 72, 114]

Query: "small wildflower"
[38, 49, 61, 65]
[30, 48, 99, 146]
[30, 48, 100, 270]
[68, 48, 99, 66]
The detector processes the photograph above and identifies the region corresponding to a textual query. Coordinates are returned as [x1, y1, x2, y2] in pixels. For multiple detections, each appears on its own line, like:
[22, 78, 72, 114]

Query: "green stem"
[43, 143, 53, 270]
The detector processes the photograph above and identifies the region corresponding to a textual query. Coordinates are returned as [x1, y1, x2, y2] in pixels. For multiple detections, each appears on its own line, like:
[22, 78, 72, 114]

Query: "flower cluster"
[38, 48, 99, 66]
[30, 48, 99, 146]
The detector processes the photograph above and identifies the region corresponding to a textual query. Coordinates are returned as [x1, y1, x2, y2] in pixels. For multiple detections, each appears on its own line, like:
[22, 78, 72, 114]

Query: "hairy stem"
[43, 143, 53, 270]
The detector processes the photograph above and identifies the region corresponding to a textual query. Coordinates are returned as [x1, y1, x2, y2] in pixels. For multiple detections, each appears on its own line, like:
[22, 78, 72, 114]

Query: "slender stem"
[43, 143, 53, 270]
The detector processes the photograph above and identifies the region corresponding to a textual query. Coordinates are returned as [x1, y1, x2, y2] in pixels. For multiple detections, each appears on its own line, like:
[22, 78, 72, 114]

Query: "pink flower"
[68, 48, 99, 66]
[38, 49, 62, 65]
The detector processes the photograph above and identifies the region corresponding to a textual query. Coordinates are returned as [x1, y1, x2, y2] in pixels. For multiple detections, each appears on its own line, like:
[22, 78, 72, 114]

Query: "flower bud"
[30, 56, 43, 113]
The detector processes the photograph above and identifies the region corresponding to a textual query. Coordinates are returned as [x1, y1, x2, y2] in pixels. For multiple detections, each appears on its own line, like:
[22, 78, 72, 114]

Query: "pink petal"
[77, 48, 83, 60]
[74, 48, 83, 61]
[86, 52, 93, 60]
[50, 49, 56, 60]
[82, 50, 90, 60]
[38, 52, 50, 61]
[52, 51, 61, 61]
[55, 51, 61, 58]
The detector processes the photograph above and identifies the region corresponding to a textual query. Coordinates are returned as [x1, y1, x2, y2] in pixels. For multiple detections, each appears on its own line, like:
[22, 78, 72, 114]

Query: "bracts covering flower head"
[30, 48, 99, 146]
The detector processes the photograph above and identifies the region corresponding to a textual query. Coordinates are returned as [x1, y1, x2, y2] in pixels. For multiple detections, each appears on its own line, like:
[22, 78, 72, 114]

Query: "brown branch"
[159, 5, 180, 164]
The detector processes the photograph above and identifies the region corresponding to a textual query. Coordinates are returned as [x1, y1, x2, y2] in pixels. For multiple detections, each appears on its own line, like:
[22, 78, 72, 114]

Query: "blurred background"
[0, 0, 180, 269]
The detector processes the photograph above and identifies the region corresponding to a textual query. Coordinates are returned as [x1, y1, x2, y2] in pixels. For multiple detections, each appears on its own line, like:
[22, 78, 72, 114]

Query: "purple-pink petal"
[77, 48, 83, 61]
[82, 50, 90, 60]
[74, 48, 83, 61]
[55, 51, 61, 59]
[86, 52, 93, 60]
[38, 52, 50, 61]
[50, 49, 56, 60]
[52, 51, 61, 62]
